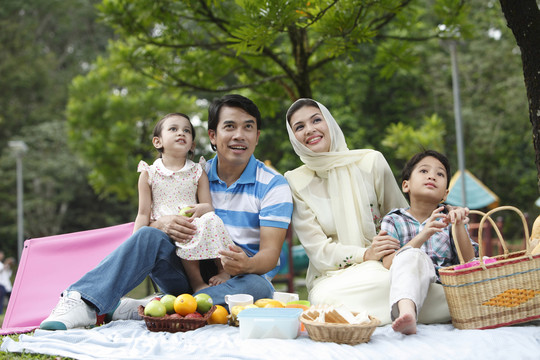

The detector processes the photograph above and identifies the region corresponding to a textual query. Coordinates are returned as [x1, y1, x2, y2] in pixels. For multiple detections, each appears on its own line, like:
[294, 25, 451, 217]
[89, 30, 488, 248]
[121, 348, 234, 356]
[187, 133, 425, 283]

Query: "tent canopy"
[446, 169, 499, 209]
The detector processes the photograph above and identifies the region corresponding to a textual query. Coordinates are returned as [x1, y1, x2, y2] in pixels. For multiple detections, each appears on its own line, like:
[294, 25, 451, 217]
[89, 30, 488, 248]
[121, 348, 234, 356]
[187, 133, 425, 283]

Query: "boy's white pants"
[389, 247, 437, 321]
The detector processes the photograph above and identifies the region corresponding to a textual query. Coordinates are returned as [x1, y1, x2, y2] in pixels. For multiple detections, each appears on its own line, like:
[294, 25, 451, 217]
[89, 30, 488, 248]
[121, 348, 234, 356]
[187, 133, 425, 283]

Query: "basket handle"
[477, 206, 530, 259]
[452, 206, 530, 266]
[452, 209, 501, 264]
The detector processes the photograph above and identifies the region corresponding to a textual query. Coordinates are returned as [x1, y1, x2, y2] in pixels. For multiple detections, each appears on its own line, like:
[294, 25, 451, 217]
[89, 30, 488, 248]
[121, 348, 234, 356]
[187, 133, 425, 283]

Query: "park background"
[1, 0, 539, 332]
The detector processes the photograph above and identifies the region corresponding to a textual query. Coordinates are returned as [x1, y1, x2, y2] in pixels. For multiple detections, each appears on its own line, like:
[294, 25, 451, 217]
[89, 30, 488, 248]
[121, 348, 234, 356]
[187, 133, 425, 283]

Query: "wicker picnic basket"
[138, 305, 216, 333]
[439, 206, 540, 330]
[300, 312, 380, 345]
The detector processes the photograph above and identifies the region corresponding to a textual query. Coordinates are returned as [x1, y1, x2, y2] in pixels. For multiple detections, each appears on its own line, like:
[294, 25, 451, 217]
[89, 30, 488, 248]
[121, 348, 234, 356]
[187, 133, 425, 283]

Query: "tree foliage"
[382, 114, 446, 160]
[93, 0, 468, 101]
[67, 0, 467, 197]
[66, 49, 207, 200]
[0, 0, 130, 256]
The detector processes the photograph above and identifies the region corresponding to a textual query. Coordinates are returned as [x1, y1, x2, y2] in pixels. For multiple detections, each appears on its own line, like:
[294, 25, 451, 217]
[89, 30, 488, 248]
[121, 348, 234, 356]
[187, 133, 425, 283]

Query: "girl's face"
[152, 115, 195, 157]
[289, 105, 331, 153]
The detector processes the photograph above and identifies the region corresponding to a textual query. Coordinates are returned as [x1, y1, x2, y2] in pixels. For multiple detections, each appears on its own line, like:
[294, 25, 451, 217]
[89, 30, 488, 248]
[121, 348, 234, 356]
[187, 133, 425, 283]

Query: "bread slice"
[529, 215, 540, 251]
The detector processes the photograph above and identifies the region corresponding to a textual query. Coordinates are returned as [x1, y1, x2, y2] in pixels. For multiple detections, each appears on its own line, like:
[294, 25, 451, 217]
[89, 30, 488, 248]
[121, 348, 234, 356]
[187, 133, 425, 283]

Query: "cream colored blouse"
[285, 150, 408, 290]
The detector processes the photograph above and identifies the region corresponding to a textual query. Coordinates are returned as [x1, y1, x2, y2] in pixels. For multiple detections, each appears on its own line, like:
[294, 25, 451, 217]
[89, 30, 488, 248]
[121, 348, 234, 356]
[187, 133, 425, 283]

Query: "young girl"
[134, 113, 235, 292]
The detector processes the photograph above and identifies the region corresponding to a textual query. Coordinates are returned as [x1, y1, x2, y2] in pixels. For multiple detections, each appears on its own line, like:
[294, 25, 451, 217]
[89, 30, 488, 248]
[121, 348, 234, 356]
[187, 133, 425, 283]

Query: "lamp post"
[8, 140, 28, 259]
[448, 40, 467, 207]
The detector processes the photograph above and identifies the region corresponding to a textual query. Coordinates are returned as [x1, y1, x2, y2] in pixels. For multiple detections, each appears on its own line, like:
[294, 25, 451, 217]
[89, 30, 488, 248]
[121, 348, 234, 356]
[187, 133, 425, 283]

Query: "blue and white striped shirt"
[206, 155, 293, 278]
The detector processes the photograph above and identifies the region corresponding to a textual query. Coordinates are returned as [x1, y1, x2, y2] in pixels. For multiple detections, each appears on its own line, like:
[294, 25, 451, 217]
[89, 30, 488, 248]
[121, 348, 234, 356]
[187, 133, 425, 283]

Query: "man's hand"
[150, 215, 197, 243]
[218, 244, 252, 276]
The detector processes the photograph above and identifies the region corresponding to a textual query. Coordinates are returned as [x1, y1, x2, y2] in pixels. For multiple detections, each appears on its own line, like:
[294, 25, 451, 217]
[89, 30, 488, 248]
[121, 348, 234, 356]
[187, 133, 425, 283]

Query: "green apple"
[179, 206, 194, 217]
[194, 293, 213, 314]
[160, 294, 177, 314]
[144, 299, 167, 317]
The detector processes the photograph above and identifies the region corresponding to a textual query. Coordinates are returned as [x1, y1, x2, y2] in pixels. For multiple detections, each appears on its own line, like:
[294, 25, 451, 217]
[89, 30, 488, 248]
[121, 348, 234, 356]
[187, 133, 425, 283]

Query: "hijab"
[286, 99, 377, 247]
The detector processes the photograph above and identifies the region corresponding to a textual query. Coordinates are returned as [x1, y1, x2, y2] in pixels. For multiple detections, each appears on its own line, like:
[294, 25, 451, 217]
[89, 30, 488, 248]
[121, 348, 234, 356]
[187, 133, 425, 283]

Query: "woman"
[284, 98, 450, 325]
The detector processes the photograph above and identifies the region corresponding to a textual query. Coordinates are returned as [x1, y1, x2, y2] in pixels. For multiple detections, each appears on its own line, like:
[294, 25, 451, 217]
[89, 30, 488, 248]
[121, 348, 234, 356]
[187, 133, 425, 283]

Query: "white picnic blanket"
[2, 320, 539, 360]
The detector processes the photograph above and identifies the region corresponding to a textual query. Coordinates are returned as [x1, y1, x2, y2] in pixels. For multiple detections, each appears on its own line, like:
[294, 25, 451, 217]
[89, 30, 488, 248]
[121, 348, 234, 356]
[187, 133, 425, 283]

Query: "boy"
[379, 150, 478, 334]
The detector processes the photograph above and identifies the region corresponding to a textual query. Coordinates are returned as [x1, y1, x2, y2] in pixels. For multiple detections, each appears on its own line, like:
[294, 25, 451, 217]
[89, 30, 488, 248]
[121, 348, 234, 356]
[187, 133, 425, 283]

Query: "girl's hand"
[184, 203, 213, 218]
[446, 206, 470, 225]
[364, 230, 400, 261]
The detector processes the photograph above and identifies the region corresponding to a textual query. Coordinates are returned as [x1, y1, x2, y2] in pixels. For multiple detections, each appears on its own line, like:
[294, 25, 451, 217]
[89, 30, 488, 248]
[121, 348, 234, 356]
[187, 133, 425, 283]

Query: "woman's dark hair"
[207, 94, 261, 151]
[286, 98, 320, 124]
[152, 112, 195, 158]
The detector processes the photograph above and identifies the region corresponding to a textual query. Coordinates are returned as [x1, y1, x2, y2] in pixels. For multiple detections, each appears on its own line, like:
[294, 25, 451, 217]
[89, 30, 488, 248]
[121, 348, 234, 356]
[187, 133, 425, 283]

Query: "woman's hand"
[150, 215, 197, 243]
[364, 230, 400, 261]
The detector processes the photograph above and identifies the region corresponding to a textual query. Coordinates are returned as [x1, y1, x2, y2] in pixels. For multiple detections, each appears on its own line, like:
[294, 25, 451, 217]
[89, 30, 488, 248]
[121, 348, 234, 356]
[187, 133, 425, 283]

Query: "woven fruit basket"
[138, 305, 216, 333]
[439, 206, 540, 330]
[300, 312, 380, 345]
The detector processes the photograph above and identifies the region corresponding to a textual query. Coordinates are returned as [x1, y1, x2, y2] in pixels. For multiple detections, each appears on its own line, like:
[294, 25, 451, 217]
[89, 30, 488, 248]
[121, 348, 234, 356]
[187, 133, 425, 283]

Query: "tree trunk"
[288, 26, 313, 99]
[499, 0, 540, 191]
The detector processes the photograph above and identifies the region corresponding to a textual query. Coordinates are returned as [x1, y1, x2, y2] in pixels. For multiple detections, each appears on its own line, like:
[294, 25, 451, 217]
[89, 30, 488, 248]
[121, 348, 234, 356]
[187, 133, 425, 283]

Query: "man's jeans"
[69, 227, 275, 314]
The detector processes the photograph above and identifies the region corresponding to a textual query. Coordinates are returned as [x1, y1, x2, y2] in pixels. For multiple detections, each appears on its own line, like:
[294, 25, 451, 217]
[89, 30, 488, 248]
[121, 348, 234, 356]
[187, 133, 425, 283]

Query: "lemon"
[230, 305, 245, 317]
[255, 298, 284, 308]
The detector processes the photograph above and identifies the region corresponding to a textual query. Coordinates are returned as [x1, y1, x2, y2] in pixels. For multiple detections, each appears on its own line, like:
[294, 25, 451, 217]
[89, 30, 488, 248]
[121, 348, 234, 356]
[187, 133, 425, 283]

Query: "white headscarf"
[286, 99, 377, 247]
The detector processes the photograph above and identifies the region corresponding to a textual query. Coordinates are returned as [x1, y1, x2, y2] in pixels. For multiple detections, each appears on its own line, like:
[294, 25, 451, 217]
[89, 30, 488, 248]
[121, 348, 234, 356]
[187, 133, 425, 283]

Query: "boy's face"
[402, 156, 449, 203]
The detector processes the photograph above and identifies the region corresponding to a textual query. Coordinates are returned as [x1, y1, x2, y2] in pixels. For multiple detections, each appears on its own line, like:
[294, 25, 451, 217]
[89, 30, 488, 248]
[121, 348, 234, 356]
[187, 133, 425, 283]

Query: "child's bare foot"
[392, 313, 417, 335]
[209, 271, 230, 286]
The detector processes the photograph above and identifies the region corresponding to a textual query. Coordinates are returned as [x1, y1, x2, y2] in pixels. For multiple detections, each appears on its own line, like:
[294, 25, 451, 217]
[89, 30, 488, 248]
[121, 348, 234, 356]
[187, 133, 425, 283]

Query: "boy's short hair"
[207, 94, 261, 151]
[401, 150, 451, 189]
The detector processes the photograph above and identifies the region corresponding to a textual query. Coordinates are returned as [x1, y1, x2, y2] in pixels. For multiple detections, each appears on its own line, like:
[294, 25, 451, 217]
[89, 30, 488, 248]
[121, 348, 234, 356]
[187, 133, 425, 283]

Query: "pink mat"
[0, 223, 134, 335]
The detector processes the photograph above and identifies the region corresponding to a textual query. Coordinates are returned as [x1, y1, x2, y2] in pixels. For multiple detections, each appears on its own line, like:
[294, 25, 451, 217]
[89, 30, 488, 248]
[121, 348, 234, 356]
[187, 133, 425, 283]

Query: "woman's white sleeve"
[291, 189, 366, 274]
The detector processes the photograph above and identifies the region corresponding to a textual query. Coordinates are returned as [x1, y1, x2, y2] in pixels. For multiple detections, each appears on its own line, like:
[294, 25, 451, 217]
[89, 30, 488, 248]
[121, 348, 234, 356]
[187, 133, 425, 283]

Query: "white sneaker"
[40, 291, 96, 330]
[107, 294, 160, 321]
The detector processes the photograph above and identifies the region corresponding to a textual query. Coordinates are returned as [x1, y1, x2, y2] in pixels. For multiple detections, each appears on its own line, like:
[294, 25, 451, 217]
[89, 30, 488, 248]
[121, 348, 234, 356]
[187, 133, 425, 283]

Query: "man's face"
[208, 106, 260, 168]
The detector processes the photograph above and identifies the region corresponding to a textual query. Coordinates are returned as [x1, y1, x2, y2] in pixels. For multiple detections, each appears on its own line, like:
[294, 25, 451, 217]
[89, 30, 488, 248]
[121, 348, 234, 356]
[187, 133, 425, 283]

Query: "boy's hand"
[446, 205, 470, 225]
[420, 206, 449, 238]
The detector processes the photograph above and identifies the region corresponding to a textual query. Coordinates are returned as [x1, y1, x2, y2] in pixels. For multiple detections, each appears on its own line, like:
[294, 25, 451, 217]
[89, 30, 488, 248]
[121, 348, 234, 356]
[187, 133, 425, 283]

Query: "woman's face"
[289, 105, 331, 153]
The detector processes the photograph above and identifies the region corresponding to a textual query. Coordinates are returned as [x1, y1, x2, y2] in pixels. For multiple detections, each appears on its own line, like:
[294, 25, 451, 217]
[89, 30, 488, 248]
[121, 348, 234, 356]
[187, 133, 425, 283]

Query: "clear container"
[237, 307, 303, 339]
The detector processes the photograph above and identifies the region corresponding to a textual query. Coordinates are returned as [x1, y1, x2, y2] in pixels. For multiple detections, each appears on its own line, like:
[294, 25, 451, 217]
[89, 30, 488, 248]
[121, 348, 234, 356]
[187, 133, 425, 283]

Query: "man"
[40, 94, 293, 330]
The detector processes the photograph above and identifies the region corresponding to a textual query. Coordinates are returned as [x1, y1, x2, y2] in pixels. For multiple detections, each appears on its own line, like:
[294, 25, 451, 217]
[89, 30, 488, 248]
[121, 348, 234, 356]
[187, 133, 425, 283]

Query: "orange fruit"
[174, 294, 197, 316]
[207, 305, 228, 325]
[285, 303, 309, 311]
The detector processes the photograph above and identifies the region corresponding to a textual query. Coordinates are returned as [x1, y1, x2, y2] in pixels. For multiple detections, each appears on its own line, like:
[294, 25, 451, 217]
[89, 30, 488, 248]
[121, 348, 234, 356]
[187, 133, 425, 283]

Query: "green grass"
[0, 277, 308, 359]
